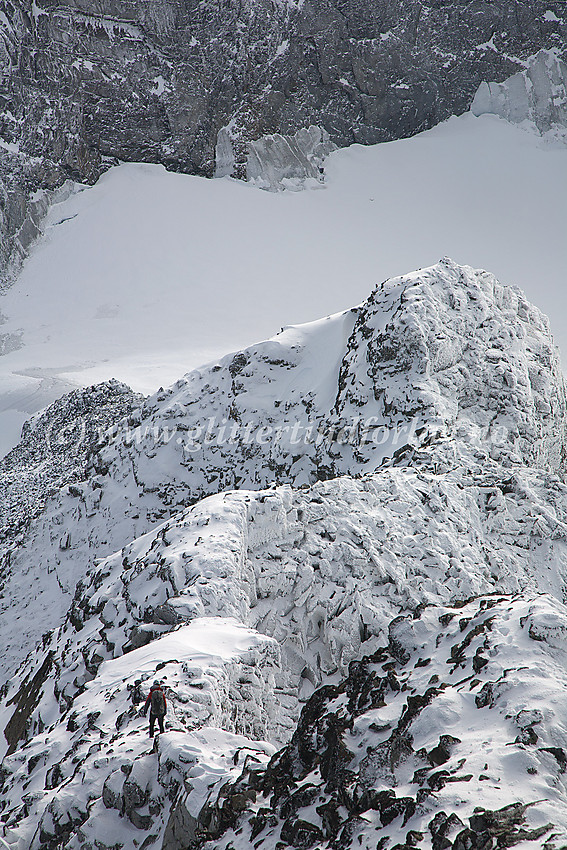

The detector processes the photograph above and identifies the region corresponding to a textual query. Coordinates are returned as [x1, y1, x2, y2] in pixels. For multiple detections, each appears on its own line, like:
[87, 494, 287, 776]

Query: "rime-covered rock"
[2, 261, 567, 848]
[0, 379, 143, 543]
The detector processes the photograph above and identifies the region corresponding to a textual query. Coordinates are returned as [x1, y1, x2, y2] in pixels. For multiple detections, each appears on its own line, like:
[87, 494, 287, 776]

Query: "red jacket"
[144, 685, 167, 715]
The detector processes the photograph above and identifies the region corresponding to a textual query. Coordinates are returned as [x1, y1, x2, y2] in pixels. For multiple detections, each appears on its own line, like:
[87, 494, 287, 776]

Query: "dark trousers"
[149, 712, 165, 736]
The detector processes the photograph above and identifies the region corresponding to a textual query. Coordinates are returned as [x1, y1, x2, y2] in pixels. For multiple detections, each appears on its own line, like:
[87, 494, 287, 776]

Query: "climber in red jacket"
[143, 680, 167, 737]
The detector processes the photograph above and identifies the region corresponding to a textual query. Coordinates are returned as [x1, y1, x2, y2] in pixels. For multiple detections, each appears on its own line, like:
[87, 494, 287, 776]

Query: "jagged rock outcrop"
[1, 0, 566, 275]
[0, 171, 74, 287]
[472, 49, 567, 139]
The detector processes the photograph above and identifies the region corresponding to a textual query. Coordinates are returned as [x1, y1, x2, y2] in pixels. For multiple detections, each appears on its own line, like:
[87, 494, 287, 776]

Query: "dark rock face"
[1, 0, 566, 275]
[2, 650, 53, 756]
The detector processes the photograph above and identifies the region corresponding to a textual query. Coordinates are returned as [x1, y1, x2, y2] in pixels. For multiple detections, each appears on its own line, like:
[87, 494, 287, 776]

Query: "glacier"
[472, 50, 567, 142]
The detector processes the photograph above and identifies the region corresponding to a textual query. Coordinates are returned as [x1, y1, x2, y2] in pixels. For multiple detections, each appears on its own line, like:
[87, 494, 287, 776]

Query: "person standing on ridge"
[143, 680, 167, 737]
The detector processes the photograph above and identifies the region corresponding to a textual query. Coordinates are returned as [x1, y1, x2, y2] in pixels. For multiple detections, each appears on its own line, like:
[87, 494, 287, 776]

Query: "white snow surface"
[1, 110, 567, 457]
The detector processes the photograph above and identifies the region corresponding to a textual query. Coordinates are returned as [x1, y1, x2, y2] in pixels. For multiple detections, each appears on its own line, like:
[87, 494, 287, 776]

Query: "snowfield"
[0, 110, 566, 457]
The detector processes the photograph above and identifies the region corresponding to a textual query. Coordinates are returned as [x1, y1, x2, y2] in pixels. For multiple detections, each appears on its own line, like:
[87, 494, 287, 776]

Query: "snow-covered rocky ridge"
[0, 380, 143, 543]
[1, 259, 566, 680]
[2, 259, 567, 849]
[200, 593, 567, 850]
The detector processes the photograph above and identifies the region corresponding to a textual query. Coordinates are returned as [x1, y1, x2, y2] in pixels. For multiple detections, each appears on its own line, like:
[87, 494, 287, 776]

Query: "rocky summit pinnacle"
[1, 1, 566, 278]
